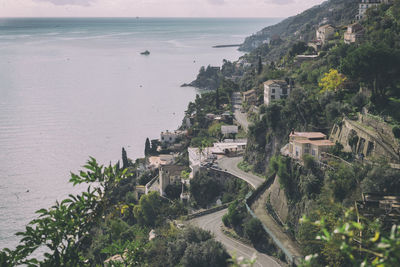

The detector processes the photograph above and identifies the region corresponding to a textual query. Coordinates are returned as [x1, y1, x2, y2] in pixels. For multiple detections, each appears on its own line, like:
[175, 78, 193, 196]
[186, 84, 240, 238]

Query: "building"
[212, 140, 247, 156]
[188, 147, 217, 178]
[159, 164, 185, 196]
[316, 24, 335, 44]
[242, 89, 258, 106]
[344, 23, 365, 44]
[147, 154, 175, 169]
[356, 0, 390, 20]
[160, 130, 186, 145]
[221, 125, 239, 137]
[263, 80, 290, 106]
[188, 140, 247, 178]
[295, 54, 319, 64]
[357, 193, 400, 225]
[287, 131, 334, 160]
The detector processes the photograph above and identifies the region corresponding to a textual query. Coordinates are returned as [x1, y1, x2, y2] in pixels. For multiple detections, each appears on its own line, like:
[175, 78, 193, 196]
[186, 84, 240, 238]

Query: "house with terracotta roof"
[287, 131, 335, 160]
[263, 80, 290, 106]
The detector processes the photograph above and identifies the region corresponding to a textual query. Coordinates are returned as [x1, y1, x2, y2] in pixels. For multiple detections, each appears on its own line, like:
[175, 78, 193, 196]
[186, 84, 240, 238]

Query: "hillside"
[240, 0, 358, 58]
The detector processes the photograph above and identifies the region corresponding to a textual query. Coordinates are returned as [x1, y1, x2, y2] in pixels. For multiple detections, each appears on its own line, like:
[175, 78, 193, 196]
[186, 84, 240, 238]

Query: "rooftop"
[264, 80, 287, 86]
[318, 24, 334, 30]
[243, 89, 256, 96]
[290, 132, 327, 139]
[221, 125, 239, 134]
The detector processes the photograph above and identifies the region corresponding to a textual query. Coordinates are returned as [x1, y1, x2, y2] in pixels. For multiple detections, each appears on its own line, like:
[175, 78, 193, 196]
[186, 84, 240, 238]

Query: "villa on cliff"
[160, 130, 186, 145]
[283, 131, 335, 161]
[263, 80, 290, 106]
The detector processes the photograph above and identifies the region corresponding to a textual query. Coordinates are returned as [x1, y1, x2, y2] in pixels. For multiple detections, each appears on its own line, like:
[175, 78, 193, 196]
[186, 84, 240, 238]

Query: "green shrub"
[393, 126, 400, 139]
[244, 218, 264, 244]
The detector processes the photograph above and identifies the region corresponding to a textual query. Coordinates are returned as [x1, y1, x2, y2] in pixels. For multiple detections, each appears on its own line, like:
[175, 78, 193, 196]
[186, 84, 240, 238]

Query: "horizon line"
[0, 16, 285, 19]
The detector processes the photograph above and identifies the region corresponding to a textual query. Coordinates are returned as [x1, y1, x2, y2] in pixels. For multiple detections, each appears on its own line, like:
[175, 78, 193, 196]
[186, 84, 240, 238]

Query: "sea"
[0, 17, 281, 250]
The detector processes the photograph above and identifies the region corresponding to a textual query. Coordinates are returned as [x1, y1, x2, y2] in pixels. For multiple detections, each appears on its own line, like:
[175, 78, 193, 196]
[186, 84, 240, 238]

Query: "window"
[305, 149, 310, 154]
[272, 89, 275, 93]
[312, 149, 316, 156]
[169, 137, 172, 141]
[271, 95, 275, 100]
[161, 137, 164, 140]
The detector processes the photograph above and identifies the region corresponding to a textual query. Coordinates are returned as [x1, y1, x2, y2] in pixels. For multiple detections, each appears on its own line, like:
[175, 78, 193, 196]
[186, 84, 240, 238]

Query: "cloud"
[33, 0, 96, 6]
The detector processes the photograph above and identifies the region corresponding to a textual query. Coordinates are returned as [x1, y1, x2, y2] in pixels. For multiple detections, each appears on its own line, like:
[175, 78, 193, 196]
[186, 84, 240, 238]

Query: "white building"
[188, 147, 216, 179]
[160, 130, 186, 145]
[188, 140, 246, 178]
[356, 0, 389, 20]
[263, 80, 290, 106]
[212, 141, 247, 155]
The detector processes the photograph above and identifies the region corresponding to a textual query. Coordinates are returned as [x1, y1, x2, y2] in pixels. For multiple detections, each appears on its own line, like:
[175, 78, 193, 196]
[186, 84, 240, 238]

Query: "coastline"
[0, 17, 268, 251]
[212, 44, 241, 48]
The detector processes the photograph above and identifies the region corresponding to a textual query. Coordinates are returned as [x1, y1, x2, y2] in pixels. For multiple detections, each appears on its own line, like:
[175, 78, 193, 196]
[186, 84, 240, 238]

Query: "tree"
[180, 239, 229, 267]
[222, 201, 245, 228]
[257, 56, 263, 75]
[144, 138, 151, 156]
[289, 41, 307, 57]
[393, 126, 400, 139]
[318, 69, 347, 93]
[190, 171, 221, 208]
[301, 209, 400, 266]
[341, 43, 400, 102]
[122, 147, 129, 169]
[3, 158, 128, 266]
[216, 86, 220, 110]
[244, 218, 264, 244]
[150, 139, 160, 155]
[133, 192, 166, 227]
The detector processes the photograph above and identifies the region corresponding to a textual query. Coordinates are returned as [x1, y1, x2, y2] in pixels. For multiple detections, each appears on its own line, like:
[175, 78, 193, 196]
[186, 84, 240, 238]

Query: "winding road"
[232, 92, 250, 132]
[217, 156, 264, 189]
[190, 209, 281, 267]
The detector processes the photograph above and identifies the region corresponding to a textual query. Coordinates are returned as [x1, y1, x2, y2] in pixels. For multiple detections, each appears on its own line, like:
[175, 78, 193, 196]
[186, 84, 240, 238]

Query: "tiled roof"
[290, 132, 327, 139]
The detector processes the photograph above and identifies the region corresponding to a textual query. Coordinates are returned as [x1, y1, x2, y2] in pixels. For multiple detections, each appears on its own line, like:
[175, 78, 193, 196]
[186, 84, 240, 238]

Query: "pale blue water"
[0, 17, 281, 250]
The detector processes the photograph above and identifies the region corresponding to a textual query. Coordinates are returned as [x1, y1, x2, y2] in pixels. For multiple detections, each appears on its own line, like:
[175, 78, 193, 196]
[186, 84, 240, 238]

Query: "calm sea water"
[0, 17, 280, 250]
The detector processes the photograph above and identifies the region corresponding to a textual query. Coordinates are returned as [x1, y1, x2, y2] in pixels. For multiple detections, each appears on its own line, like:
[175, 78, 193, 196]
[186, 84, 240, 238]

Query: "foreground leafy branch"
[2, 157, 127, 266]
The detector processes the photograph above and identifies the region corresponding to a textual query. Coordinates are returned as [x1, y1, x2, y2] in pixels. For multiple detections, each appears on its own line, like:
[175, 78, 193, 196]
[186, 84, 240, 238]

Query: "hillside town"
[2, 0, 400, 266]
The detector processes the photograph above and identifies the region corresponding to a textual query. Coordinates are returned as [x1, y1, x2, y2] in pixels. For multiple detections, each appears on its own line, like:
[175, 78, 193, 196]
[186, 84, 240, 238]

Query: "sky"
[0, 0, 326, 18]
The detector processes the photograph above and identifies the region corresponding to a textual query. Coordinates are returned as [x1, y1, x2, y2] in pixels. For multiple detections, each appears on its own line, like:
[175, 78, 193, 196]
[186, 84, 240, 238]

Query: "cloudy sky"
[1, 0, 325, 17]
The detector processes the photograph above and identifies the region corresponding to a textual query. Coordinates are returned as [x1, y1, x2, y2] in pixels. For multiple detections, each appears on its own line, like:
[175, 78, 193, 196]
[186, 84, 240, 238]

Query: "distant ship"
[140, 50, 150, 55]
